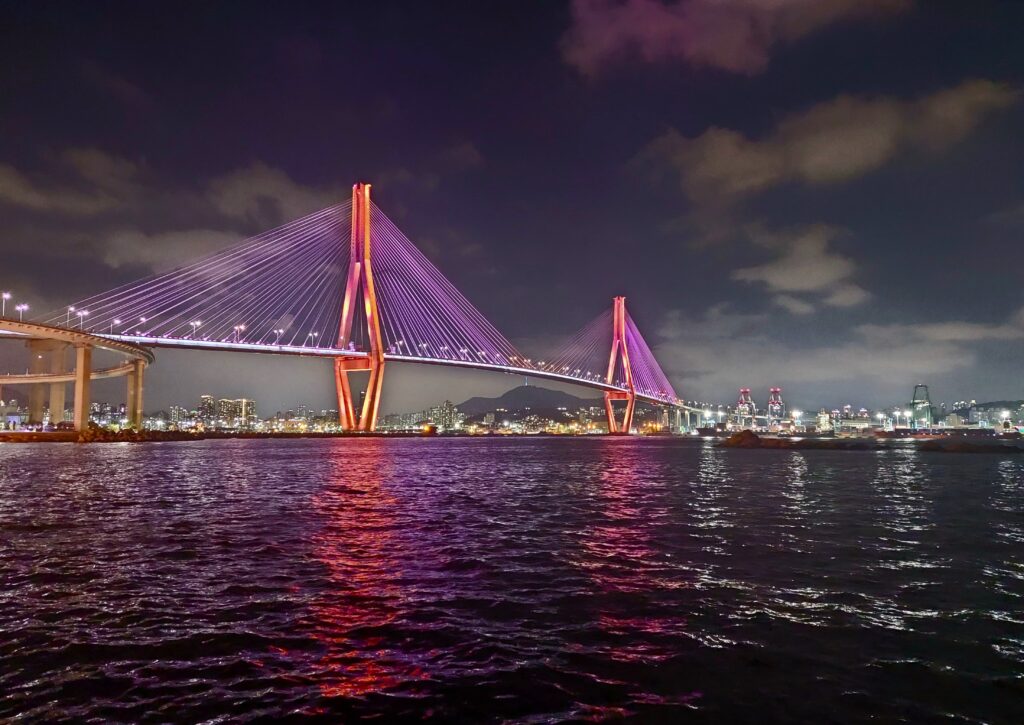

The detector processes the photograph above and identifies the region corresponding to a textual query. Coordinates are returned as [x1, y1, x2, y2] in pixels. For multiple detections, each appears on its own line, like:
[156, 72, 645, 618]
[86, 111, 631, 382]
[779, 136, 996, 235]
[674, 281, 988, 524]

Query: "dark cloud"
[562, 0, 911, 76]
[641, 80, 1019, 206]
[730, 224, 869, 313]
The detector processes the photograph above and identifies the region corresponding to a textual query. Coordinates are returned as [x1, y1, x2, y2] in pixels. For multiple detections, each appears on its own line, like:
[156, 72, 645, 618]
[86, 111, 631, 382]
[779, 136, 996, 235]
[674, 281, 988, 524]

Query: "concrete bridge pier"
[27, 341, 47, 424]
[73, 345, 92, 432]
[125, 359, 144, 429]
[49, 343, 68, 423]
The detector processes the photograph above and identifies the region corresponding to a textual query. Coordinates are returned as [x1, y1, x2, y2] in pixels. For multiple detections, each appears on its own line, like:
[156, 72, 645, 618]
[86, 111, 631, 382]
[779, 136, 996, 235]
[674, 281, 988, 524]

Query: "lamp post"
[306, 331, 318, 347]
[111, 318, 121, 334]
[76, 310, 89, 329]
[903, 409, 913, 430]
[274, 328, 284, 345]
[1, 292, 9, 317]
[15, 303, 27, 321]
[233, 324, 246, 343]
[190, 320, 201, 338]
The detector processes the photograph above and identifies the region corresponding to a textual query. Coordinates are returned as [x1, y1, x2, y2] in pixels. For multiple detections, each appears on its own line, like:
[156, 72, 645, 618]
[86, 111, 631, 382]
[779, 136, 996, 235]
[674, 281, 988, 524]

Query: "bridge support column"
[335, 182, 385, 432]
[27, 341, 47, 424]
[126, 359, 144, 429]
[604, 296, 636, 434]
[48, 343, 68, 424]
[73, 345, 92, 433]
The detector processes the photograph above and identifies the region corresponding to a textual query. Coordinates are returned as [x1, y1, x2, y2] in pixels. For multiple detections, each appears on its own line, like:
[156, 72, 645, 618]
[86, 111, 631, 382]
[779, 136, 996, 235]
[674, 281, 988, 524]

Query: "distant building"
[216, 398, 238, 426]
[169, 405, 190, 427]
[427, 400, 462, 431]
[199, 395, 215, 423]
[237, 399, 257, 429]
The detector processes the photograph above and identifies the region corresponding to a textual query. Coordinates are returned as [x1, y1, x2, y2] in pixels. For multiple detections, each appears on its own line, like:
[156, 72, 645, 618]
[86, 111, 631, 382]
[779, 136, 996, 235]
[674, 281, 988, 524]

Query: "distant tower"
[910, 383, 934, 428]
[767, 387, 785, 425]
[736, 387, 755, 429]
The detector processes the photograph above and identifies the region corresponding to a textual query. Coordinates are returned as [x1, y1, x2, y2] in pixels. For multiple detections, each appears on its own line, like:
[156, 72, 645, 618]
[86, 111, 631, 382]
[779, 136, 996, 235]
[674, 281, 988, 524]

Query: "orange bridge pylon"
[334, 183, 385, 431]
[604, 296, 636, 434]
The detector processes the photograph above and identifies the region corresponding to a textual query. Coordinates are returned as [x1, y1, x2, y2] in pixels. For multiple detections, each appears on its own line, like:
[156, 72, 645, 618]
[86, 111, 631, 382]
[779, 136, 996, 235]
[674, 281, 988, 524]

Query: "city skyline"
[1, 2, 1023, 412]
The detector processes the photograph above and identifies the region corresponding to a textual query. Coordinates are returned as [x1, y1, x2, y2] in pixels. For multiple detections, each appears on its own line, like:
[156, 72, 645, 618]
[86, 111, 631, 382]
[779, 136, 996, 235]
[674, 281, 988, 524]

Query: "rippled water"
[2, 438, 1023, 722]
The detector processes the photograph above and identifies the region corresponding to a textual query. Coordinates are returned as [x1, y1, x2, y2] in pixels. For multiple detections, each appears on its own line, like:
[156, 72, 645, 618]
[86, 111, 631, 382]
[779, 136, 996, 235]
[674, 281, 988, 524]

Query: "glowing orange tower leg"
[604, 296, 636, 434]
[334, 183, 385, 432]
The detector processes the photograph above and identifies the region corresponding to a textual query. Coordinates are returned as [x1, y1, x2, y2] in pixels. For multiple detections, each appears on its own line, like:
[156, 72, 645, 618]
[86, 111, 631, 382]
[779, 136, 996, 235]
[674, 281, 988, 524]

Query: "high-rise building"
[428, 400, 460, 431]
[216, 398, 239, 427]
[199, 395, 215, 423]
[237, 398, 257, 429]
[169, 405, 190, 427]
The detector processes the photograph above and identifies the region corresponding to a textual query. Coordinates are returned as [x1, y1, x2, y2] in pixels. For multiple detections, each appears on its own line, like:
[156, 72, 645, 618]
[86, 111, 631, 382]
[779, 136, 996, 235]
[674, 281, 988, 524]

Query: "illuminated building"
[198, 395, 215, 423]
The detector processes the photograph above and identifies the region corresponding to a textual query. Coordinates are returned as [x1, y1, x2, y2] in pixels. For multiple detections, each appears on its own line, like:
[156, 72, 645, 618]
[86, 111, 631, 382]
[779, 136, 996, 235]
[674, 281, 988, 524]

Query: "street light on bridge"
[76, 310, 89, 329]
[111, 318, 121, 334]
[1, 291, 10, 317]
[190, 320, 201, 338]
[15, 303, 28, 321]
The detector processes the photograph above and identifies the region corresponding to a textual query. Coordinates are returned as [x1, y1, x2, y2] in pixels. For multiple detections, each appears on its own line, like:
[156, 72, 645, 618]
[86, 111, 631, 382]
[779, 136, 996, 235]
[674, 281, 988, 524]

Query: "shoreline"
[716, 429, 1023, 454]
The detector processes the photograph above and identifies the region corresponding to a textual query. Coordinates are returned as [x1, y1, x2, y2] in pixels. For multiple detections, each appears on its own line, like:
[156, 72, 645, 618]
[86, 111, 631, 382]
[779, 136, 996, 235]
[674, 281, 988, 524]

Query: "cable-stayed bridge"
[25, 183, 682, 432]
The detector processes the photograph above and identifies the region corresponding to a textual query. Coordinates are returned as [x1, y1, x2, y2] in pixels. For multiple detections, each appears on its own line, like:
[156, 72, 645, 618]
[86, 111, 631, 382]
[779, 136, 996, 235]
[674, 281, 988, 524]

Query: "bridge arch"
[0, 319, 154, 431]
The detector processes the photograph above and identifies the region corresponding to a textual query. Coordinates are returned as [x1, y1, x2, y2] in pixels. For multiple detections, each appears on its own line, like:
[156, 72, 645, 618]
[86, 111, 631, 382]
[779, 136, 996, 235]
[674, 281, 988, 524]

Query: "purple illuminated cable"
[368, 203, 527, 365]
[371, 208, 517, 359]
[144, 226, 333, 341]
[46, 204, 354, 345]
[45, 204, 351, 335]
[624, 313, 679, 403]
[543, 309, 615, 383]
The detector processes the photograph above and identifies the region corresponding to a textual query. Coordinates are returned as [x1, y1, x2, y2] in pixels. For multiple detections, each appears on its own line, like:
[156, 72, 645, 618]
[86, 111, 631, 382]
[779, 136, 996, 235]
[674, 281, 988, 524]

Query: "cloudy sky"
[1, 0, 1022, 414]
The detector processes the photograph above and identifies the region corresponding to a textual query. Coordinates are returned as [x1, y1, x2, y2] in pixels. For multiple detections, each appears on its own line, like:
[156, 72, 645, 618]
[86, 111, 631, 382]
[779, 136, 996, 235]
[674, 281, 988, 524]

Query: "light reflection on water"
[1, 437, 1023, 722]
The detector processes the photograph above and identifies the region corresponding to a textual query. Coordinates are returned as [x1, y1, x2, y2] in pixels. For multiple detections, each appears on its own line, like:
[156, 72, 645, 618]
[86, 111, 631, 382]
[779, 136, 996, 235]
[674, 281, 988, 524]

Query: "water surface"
[1, 438, 1023, 721]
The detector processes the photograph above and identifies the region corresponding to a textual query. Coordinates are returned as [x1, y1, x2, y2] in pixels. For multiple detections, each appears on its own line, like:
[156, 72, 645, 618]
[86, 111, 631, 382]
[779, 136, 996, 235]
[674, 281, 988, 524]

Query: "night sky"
[1, 0, 1022, 414]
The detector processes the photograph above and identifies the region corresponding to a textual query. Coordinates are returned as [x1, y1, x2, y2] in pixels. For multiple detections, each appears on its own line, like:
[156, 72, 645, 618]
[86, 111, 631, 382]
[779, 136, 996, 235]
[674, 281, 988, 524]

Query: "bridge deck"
[97, 334, 684, 408]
